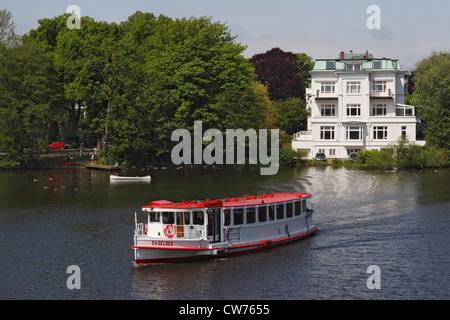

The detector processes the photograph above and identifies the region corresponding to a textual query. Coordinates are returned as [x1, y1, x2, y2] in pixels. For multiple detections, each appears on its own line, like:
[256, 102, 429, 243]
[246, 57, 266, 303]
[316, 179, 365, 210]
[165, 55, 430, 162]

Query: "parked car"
[46, 142, 65, 150]
[349, 153, 358, 162]
[314, 152, 327, 161]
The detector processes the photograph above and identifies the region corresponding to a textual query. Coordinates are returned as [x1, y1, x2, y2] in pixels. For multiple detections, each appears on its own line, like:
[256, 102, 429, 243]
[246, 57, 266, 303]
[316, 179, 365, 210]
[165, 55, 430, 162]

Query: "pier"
[85, 164, 121, 171]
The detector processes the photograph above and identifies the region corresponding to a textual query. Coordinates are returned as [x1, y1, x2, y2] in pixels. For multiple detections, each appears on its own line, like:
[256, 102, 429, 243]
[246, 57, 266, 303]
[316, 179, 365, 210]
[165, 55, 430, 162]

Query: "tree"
[412, 51, 450, 153]
[250, 48, 303, 101]
[106, 12, 264, 165]
[0, 9, 20, 47]
[0, 41, 56, 167]
[296, 53, 314, 96]
[269, 97, 309, 135]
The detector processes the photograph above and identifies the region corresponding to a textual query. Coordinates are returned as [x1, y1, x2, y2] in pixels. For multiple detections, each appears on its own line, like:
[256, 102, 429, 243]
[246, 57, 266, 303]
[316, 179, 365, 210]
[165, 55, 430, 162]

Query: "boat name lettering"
[151, 241, 174, 246]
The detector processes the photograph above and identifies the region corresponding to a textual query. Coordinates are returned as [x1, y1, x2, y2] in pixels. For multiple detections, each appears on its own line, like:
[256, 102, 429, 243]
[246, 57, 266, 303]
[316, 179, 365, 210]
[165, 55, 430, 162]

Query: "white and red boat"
[132, 193, 317, 264]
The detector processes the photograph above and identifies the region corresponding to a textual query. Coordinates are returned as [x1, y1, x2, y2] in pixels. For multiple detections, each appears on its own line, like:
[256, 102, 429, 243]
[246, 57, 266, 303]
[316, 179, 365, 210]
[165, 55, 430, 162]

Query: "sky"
[2, 0, 449, 69]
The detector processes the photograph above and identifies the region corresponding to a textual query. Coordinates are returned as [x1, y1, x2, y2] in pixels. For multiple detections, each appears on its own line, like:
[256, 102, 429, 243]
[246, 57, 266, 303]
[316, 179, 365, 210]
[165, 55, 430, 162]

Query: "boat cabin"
[135, 193, 312, 244]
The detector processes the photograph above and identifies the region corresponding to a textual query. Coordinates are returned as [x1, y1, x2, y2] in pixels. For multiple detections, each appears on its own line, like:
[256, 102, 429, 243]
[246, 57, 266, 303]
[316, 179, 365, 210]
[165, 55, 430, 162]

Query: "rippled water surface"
[0, 166, 449, 299]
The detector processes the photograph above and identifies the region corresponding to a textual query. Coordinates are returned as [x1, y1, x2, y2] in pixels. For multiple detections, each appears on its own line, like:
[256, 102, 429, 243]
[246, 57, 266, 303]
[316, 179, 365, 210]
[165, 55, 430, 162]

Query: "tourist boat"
[110, 175, 151, 181]
[132, 193, 317, 264]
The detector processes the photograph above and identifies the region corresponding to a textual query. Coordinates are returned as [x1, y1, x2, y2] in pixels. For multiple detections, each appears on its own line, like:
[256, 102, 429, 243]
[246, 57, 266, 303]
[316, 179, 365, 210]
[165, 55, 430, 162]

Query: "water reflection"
[1, 167, 449, 299]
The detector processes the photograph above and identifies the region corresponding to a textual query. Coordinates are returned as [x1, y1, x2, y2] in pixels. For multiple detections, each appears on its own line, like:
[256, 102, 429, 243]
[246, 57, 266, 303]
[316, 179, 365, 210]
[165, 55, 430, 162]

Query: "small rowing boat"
[110, 175, 151, 181]
[132, 192, 317, 264]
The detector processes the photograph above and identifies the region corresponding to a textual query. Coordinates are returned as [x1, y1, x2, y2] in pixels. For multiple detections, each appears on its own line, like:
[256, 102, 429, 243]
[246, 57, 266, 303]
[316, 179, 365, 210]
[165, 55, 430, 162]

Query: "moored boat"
[132, 193, 317, 264]
[110, 175, 151, 181]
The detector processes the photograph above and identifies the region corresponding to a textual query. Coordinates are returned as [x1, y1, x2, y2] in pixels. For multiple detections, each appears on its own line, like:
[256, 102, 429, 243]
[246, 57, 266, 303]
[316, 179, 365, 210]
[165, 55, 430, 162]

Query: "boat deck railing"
[135, 223, 205, 240]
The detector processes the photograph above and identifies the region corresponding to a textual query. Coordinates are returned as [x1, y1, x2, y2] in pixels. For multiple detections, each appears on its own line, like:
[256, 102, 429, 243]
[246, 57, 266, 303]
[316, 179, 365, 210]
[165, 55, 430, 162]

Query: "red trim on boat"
[133, 227, 318, 264]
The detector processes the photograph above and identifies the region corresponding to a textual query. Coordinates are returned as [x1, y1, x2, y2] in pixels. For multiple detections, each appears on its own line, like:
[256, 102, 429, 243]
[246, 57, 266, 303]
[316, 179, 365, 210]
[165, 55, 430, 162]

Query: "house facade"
[292, 50, 424, 160]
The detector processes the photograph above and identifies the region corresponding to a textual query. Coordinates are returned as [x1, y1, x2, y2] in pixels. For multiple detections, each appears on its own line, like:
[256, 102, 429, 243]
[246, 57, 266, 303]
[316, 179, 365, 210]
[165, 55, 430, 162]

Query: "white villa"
[292, 50, 424, 160]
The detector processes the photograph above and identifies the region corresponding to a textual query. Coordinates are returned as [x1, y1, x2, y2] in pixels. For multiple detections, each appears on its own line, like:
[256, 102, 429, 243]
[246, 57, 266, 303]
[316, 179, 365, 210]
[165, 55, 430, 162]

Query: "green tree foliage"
[0, 9, 20, 47]
[22, 11, 264, 166]
[270, 97, 309, 135]
[296, 53, 314, 96]
[0, 41, 56, 167]
[412, 51, 450, 153]
[355, 139, 448, 169]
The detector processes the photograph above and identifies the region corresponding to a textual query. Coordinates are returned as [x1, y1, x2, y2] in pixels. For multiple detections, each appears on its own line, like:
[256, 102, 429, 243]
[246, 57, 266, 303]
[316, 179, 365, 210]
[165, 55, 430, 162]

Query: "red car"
[46, 142, 65, 150]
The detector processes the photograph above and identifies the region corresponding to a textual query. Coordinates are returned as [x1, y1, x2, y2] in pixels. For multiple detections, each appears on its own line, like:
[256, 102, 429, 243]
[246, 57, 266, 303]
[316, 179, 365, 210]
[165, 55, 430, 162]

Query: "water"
[0, 166, 449, 300]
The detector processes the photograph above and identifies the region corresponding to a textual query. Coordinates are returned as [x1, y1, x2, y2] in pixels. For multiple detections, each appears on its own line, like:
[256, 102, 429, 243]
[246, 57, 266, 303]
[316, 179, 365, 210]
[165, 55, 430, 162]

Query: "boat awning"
[141, 193, 312, 211]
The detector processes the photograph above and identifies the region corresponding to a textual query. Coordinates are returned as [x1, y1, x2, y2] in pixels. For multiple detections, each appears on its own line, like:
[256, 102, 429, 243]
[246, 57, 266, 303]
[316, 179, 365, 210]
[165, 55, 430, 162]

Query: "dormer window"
[345, 63, 361, 71]
[373, 61, 382, 69]
[326, 61, 335, 70]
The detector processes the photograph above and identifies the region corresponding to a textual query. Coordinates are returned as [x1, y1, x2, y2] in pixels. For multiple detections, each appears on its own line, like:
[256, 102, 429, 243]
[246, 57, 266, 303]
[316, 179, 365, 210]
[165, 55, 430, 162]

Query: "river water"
[0, 166, 448, 300]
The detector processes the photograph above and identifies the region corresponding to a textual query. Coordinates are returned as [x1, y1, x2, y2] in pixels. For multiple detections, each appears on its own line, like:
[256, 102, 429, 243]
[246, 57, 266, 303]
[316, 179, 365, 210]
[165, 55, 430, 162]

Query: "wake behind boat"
[132, 193, 317, 264]
[110, 175, 151, 181]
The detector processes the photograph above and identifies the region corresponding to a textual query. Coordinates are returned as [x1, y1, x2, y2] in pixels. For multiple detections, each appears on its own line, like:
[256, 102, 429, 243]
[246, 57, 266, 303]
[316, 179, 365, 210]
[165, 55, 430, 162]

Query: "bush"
[355, 139, 449, 169]
[331, 158, 342, 165]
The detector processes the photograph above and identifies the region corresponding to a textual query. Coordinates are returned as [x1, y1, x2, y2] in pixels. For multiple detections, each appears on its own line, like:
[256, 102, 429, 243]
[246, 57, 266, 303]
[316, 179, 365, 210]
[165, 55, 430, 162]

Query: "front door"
[207, 209, 221, 243]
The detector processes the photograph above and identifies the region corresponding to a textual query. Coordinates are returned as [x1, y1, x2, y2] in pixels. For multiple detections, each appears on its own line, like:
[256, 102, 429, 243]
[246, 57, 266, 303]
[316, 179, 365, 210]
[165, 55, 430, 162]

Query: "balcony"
[293, 131, 313, 141]
[314, 90, 338, 101]
[370, 89, 393, 100]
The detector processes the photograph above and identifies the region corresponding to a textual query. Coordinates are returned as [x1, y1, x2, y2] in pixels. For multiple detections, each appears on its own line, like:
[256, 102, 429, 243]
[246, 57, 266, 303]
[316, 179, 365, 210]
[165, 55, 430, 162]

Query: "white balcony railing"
[293, 131, 313, 141]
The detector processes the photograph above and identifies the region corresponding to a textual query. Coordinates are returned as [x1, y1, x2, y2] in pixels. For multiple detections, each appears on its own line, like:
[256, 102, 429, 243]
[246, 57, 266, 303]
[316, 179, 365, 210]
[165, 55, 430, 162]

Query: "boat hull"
[110, 175, 151, 181]
[132, 227, 317, 264]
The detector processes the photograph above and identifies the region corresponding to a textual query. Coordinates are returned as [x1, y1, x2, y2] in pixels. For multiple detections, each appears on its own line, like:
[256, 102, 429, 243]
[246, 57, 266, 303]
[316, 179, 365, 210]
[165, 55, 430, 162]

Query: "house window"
[345, 63, 361, 71]
[321, 82, 335, 93]
[320, 127, 335, 140]
[392, 61, 398, 69]
[373, 126, 388, 140]
[371, 104, 387, 116]
[346, 126, 363, 140]
[402, 126, 407, 138]
[321, 104, 336, 116]
[346, 81, 361, 93]
[347, 104, 361, 116]
[318, 148, 325, 153]
[373, 61, 382, 69]
[326, 61, 335, 70]
[372, 81, 387, 92]
[396, 105, 414, 116]
[329, 149, 336, 156]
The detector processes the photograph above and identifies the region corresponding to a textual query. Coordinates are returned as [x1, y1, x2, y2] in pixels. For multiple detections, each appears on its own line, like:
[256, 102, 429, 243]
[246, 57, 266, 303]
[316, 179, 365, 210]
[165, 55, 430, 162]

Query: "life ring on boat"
[145, 224, 148, 235]
[164, 224, 175, 238]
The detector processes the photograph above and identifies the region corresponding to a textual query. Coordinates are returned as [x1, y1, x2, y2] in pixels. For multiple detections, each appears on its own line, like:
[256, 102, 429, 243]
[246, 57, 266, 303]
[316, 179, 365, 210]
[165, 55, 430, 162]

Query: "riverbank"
[1, 143, 449, 171]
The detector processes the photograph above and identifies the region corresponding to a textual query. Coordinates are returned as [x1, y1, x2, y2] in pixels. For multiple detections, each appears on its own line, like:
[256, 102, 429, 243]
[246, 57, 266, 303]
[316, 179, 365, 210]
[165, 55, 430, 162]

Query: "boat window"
[162, 212, 175, 224]
[268, 205, 275, 221]
[295, 201, 301, 216]
[224, 209, 231, 226]
[286, 203, 293, 218]
[234, 208, 243, 225]
[246, 207, 256, 224]
[302, 199, 307, 214]
[258, 206, 267, 222]
[193, 211, 204, 225]
[184, 212, 191, 225]
[276, 204, 284, 219]
[149, 211, 161, 223]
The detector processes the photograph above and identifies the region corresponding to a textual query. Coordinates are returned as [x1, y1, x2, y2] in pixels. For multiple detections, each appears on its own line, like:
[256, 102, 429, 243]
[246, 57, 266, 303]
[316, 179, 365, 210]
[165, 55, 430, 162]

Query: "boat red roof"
[142, 193, 311, 211]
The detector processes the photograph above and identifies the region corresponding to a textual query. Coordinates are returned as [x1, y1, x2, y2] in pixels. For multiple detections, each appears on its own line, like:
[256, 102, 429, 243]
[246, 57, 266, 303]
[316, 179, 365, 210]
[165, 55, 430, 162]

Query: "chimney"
[340, 51, 344, 59]
[365, 50, 369, 59]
